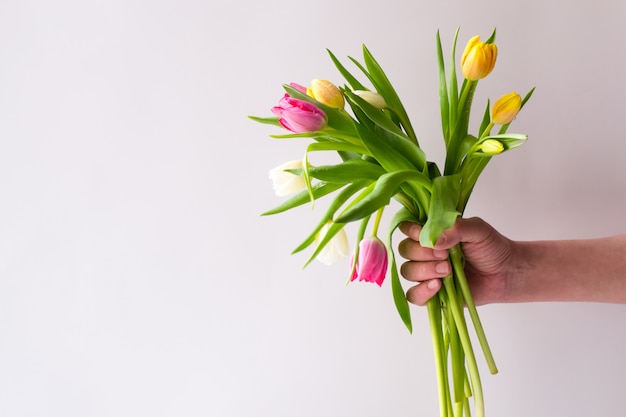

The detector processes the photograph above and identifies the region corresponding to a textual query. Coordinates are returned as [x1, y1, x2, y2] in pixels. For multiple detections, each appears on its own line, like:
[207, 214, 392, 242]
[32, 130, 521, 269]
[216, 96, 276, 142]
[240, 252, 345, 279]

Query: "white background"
[0, 0, 625, 416]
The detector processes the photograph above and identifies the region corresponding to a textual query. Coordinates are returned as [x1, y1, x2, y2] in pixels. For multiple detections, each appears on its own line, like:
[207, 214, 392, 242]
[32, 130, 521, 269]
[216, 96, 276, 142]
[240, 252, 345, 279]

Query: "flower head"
[461, 36, 497, 81]
[268, 159, 308, 196]
[271, 95, 327, 133]
[353, 90, 388, 110]
[351, 236, 388, 286]
[491, 92, 522, 125]
[315, 223, 350, 265]
[478, 139, 504, 155]
[307, 79, 345, 109]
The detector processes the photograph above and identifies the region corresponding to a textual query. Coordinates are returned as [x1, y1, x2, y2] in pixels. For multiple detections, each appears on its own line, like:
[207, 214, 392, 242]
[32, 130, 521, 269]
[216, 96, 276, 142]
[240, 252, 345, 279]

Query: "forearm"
[506, 235, 626, 304]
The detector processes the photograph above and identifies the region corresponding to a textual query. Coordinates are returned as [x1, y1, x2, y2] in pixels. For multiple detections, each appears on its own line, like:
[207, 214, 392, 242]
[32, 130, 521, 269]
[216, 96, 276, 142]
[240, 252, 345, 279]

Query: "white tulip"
[315, 223, 350, 266]
[353, 90, 387, 110]
[268, 159, 307, 196]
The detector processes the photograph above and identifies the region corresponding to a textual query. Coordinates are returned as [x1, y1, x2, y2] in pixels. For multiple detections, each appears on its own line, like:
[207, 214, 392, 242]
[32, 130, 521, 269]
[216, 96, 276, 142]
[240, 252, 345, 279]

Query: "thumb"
[434, 217, 492, 250]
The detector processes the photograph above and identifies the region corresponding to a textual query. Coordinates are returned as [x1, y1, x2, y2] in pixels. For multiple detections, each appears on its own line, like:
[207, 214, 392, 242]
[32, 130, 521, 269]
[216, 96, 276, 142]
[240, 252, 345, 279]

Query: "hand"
[398, 217, 515, 306]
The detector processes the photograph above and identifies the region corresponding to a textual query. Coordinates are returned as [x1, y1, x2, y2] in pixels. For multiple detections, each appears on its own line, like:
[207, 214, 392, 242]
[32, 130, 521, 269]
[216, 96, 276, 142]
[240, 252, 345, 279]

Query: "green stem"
[427, 295, 451, 417]
[371, 207, 384, 236]
[450, 245, 498, 374]
[442, 274, 484, 417]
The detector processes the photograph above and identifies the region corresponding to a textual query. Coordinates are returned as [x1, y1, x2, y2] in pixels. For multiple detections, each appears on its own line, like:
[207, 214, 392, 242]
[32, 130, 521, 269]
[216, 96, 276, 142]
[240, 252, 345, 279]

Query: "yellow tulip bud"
[478, 139, 504, 155]
[353, 90, 387, 109]
[491, 92, 522, 125]
[307, 79, 345, 109]
[461, 36, 497, 81]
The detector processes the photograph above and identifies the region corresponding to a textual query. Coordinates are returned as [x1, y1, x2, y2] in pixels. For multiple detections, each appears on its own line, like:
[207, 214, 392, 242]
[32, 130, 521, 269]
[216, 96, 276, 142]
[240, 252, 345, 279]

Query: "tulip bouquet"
[251, 29, 533, 417]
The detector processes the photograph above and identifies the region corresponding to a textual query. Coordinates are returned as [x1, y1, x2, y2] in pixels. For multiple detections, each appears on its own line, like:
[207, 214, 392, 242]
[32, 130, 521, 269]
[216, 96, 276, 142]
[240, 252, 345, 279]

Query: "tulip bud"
[353, 90, 388, 110]
[307, 79, 345, 109]
[268, 159, 308, 196]
[351, 236, 388, 287]
[461, 36, 497, 81]
[271, 95, 328, 133]
[315, 223, 350, 265]
[478, 139, 504, 155]
[490, 92, 522, 125]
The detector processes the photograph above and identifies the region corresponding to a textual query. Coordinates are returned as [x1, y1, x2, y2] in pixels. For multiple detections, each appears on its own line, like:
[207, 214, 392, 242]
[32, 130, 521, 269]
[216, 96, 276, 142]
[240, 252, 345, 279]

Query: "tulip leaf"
[293, 181, 370, 255]
[478, 99, 491, 138]
[436, 30, 450, 142]
[336, 170, 432, 224]
[261, 182, 345, 216]
[300, 159, 386, 184]
[357, 45, 418, 144]
[248, 115, 281, 127]
[326, 49, 367, 91]
[419, 175, 461, 248]
[447, 28, 460, 131]
[302, 221, 347, 268]
[346, 91, 427, 173]
[386, 206, 420, 333]
[270, 130, 364, 147]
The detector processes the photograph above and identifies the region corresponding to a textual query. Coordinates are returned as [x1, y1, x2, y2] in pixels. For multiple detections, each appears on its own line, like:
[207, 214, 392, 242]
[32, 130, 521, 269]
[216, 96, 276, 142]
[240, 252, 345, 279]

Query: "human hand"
[398, 217, 515, 306]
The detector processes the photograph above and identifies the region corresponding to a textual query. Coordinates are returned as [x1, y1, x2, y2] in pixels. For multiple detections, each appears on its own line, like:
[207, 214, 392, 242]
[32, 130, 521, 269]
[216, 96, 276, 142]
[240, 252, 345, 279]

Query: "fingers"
[405, 279, 441, 306]
[398, 219, 483, 306]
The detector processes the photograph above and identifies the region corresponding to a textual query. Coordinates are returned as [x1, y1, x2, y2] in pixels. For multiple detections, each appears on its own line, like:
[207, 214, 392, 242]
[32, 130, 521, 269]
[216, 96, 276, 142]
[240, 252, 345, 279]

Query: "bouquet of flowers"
[251, 28, 533, 417]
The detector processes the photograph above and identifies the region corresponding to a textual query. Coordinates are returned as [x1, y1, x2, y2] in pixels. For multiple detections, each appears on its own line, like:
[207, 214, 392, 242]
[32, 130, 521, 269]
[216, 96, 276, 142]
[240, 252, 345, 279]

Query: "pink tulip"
[351, 237, 388, 287]
[271, 95, 327, 133]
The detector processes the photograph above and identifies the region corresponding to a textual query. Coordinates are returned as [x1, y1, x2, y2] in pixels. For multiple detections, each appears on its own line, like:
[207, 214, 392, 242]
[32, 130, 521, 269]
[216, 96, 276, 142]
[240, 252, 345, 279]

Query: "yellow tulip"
[491, 92, 522, 125]
[461, 36, 497, 81]
[478, 139, 504, 155]
[307, 79, 345, 108]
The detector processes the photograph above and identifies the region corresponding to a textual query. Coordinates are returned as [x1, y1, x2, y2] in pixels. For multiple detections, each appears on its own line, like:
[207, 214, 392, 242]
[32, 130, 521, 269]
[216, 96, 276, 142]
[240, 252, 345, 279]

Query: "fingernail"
[427, 279, 439, 290]
[435, 261, 449, 274]
[433, 249, 448, 259]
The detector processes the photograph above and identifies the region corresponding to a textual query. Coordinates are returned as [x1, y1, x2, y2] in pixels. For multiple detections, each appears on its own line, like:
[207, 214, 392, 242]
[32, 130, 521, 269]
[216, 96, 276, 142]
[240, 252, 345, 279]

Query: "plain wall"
[0, 0, 625, 416]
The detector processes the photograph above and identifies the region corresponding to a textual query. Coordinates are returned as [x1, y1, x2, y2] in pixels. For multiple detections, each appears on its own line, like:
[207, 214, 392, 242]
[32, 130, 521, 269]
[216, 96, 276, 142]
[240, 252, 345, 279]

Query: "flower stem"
[442, 273, 484, 417]
[371, 207, 384, 236]
[427, 295, 451, 417]
[450, 245, 498, 374]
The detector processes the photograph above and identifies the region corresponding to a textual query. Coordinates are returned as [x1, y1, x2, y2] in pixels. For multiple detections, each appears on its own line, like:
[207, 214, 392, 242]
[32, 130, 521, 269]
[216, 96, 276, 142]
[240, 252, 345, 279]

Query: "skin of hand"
[398, 217, 626, 306]
[398, 217, 514, 306]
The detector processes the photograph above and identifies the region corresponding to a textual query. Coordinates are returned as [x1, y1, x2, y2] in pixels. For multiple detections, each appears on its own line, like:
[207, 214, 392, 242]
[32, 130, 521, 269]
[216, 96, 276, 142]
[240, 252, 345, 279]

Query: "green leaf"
[293, 181, 371, 255]
[360, 45, 419, 144]
[336, 170, 432, 224]
[386, 206, 419, 333]
[261, 182, 345, 216]
[345, 91, 427, 173]
[478, 99, 491, 137]
[436, 31, 450, 142]
[327, 49, 367, 91]
[303, 159, 386, 184]
[420, 175, 462, 248]
[248, 115, 281, 127]
[302, 221, 347, 268]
